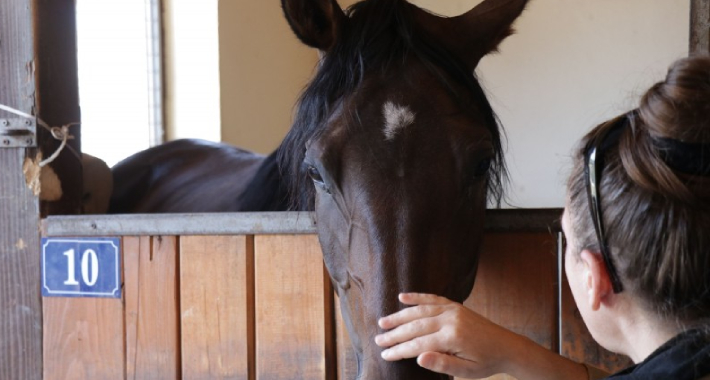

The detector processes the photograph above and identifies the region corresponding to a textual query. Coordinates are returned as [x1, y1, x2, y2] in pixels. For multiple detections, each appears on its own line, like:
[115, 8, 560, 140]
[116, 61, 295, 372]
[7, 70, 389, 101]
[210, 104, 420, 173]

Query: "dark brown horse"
[280, 0, 526, 378]
[109, 139, 290, 213]
[110, 0, 528, 378]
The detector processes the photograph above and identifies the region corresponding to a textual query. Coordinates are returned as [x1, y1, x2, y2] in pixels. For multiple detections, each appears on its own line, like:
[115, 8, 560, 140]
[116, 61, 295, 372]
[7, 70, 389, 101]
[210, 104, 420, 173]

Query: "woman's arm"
[375, 293, 590, 380]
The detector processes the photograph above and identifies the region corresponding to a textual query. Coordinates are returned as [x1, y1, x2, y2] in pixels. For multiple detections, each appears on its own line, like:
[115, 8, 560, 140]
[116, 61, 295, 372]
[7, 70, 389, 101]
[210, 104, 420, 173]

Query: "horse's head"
[279, 0, 527, 378]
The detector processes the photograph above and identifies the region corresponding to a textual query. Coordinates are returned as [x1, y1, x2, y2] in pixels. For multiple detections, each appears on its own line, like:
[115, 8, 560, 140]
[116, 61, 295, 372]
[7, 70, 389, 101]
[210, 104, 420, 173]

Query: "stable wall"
[40, 211, 631, 380]
[217, 0, 689, 208]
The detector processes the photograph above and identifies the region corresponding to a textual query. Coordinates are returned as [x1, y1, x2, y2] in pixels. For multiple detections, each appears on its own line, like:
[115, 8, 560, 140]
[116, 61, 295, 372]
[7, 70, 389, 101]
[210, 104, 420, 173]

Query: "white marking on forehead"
[383, 101, 415, 141]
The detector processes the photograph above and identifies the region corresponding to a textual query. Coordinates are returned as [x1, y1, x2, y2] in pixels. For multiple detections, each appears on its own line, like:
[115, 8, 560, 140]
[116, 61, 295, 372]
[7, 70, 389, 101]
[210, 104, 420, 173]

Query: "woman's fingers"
[380, 333, 443, 361]
[375, 315, 439, 348]
[378, 304, 443, 330]
[378, 293, 454, 330]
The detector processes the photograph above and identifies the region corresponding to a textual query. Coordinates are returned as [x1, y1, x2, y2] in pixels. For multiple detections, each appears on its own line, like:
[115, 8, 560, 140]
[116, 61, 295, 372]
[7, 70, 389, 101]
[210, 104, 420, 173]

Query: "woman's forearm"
[504, 335, 589, 380]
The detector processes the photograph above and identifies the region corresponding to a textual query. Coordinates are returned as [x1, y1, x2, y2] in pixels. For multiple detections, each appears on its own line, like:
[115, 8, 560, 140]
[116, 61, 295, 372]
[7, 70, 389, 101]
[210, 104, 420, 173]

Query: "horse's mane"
[235, 151, 291, 211]
[277, 0, 507, 211]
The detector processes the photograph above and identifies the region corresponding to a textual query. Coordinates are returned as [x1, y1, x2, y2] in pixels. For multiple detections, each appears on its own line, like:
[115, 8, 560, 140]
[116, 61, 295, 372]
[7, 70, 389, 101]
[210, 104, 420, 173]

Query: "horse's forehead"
[382, 101, 415, 141]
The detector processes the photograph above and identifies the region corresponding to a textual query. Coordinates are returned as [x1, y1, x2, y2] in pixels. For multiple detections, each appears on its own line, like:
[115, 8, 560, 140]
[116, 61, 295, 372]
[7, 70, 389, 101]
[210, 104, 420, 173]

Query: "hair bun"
[638, 56, 710, 143]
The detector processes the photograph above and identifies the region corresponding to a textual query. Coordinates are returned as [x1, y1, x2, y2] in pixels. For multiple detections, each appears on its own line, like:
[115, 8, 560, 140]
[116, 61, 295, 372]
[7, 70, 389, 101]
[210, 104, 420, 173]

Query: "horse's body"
[110, 1, 528, 378]
[109, 139, 289, 213]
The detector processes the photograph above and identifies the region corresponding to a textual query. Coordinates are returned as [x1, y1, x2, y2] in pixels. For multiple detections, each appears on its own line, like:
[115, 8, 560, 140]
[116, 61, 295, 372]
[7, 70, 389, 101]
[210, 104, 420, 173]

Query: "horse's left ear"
[281, 0, 346, 52]
[410, 0, 530, 69]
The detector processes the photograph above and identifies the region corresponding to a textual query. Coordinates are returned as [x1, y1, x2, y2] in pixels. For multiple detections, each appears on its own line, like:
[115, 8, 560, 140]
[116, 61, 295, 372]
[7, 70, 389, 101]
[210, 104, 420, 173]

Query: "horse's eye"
[474, 158, 492, 177]
[307, 165, 325, 184]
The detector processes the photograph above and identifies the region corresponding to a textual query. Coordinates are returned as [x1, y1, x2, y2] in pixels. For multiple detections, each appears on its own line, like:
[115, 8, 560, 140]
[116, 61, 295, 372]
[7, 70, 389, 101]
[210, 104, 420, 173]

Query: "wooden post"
[0, 0, 42, 378]
[691, 0, 710, 54]
[1, 0, 81, 378]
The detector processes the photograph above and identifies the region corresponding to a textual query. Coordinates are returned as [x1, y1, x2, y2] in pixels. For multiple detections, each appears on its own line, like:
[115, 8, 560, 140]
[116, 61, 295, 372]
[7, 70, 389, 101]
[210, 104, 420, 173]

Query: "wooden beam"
[34, 0, 83, 216]
[691, 0, 710, 54]
[42, 209, 564, 237]
[0, 0, 42, 378]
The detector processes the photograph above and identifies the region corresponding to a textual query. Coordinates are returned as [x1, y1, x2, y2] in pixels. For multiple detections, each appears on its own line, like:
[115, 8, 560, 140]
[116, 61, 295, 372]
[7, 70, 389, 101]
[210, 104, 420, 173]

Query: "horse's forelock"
[278, 0, 507, 211]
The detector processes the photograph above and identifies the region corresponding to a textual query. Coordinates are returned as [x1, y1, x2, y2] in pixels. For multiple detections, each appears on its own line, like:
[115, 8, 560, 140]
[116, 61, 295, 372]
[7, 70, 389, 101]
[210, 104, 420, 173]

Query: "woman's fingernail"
[381, 349, 391, 359]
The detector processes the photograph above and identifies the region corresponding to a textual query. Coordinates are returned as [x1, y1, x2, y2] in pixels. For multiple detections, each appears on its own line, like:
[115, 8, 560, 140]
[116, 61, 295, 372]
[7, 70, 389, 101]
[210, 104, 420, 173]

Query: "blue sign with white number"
[42, 237, 121, 299]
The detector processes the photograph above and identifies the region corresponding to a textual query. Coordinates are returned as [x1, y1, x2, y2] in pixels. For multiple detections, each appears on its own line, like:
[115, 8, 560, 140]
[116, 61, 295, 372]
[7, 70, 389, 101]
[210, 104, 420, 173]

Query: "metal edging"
[41, 209, 562, 237]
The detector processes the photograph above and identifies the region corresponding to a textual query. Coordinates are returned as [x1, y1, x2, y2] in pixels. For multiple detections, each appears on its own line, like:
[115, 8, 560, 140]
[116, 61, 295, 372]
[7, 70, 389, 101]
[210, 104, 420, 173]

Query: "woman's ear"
[579, 249, 614, 311]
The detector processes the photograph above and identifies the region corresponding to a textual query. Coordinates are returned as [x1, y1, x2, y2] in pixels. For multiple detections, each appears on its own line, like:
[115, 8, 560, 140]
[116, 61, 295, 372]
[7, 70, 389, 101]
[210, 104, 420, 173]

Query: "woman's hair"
[567, 56, 710, 322]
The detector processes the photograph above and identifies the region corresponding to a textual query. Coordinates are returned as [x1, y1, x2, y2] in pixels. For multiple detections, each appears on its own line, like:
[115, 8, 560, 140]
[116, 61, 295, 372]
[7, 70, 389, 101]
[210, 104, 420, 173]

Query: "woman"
[374, 56, 710, 379]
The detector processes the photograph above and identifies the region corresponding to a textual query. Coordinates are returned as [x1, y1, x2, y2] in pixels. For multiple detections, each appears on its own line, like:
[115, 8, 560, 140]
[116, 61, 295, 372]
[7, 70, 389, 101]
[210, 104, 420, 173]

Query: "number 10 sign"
[42, 238, 121, 299]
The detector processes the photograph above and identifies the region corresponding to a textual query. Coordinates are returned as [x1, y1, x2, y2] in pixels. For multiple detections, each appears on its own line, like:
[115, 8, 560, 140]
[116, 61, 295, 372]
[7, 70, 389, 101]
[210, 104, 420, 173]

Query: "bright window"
[76, 0, 159, 167]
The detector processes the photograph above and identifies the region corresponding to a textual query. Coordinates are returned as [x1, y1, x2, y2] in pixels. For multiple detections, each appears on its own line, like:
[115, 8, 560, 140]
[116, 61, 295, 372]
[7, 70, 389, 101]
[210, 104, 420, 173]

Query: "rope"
[0, 103, 80, 167]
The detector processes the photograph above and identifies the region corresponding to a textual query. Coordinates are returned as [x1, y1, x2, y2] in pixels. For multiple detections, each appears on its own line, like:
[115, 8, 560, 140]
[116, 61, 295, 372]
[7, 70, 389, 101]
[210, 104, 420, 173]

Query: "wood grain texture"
[323, 265, 337, 380]
[460, 233, 558, 380]
[0, 0, 41, 378]
[254, 235, 329, 380]
[0, 150, 43, 380]
[560, 261, 633, 373]
[691, 0, 710, 54]
[124, 236, 180, 379]
[180, 235, 253, 380]
[334, 294, 357, 380]
[42, 297, 124, 379]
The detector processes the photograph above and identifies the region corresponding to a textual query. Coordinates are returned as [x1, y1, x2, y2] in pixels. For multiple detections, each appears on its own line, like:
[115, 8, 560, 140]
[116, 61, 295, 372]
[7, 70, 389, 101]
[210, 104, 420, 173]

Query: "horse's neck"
[356, 354, 453, 380]
[235, 149, 291, 211]
[355, 334, 453, 380]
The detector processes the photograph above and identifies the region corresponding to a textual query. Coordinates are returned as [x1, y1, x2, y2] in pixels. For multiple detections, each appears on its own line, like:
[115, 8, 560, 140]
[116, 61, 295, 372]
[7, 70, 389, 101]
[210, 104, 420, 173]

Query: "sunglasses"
[583, 112, 633, 294]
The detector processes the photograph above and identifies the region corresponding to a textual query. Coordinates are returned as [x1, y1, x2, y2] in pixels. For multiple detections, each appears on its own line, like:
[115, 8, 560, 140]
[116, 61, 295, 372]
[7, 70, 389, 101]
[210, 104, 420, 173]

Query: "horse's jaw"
[353, 349, 453, 380]
[339, 299, 453, 380]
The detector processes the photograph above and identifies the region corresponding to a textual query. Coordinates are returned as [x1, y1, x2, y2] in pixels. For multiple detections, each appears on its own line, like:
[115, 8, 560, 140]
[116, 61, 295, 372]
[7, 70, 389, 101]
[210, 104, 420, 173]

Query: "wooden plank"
[254, 235, 329, 380]
[180, 235, 253, 380]
[461, 233, 558, 380]
[34, 0, 83, 216]
[0, 0, 41, 378]
[560, 254, 633, 373]
[691, 0, 710, 54]
[0, 150, 43, 380]
[323, 265, 337, 380]
[42, 297, 125, 380]
[43, 237, 127, 380]
[124, 236, 180, 379]
[334, 294, 357, 380]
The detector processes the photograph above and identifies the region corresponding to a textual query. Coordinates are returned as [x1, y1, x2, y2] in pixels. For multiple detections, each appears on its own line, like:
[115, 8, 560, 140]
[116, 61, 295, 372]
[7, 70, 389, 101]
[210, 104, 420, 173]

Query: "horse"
[110, 0, 529, 378]
[108, 138, 290, 213]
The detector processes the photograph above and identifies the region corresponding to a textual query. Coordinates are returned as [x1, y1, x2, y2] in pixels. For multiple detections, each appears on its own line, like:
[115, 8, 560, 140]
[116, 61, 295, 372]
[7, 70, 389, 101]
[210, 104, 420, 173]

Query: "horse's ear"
[281, 0, 345, 51]
[411, 0, 530, 69]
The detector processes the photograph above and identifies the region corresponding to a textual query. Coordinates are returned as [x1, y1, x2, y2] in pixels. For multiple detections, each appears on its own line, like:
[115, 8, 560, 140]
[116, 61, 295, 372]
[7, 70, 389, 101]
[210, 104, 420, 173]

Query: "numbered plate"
[41, 237, 121, 298]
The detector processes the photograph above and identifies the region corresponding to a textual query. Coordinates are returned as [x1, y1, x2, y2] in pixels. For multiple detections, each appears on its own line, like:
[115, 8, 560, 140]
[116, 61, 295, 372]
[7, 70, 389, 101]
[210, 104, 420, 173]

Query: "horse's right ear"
[281, 0, 345, 51]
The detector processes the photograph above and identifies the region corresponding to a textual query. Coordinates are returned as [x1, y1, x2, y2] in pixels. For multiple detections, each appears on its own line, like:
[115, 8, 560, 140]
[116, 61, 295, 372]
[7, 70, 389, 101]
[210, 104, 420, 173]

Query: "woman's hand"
[374, 293, 520, 378]
[374, 293, 590, 380]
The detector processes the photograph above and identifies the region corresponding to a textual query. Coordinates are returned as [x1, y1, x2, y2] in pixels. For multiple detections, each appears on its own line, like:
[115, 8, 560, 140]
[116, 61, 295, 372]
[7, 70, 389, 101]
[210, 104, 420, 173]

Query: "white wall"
[215, 0, 690, 208]
[164, 0, 221, 142]
[412, 0, 690, 208]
